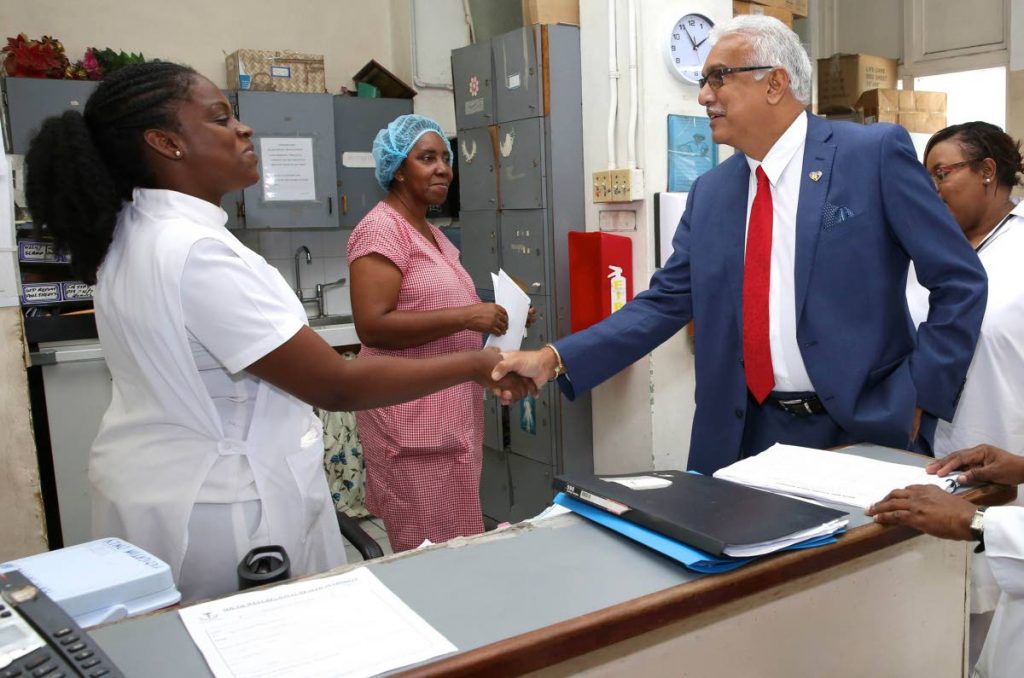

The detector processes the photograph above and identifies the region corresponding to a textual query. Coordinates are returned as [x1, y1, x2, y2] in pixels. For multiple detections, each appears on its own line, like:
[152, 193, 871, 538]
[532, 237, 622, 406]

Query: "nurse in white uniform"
[905, 122, 1024, 663]
[869, 446, 1024, 678]
[25, 62, 531, 602]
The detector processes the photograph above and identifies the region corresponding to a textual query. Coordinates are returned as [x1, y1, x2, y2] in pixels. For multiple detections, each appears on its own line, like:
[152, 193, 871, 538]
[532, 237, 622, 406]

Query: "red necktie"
[743, 166, 775, 403]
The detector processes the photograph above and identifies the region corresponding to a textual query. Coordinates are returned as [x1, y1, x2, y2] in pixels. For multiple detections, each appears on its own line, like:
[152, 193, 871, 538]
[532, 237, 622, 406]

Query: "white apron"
[89, 188, 344, 585]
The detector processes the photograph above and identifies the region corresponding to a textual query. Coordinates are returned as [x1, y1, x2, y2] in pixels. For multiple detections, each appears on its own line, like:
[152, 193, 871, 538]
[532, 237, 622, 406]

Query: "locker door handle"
[328, 196, 333, 214]
[341, 195, 348, 215]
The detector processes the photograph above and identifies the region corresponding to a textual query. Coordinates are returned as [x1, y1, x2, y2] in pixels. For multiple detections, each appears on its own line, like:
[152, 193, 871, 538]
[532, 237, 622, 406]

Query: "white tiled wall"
[232, 229, 353, 318]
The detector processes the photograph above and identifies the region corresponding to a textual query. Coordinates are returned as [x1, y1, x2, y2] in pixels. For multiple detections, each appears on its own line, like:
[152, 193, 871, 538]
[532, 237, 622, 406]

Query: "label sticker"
[465, 98, 484, 115]
[519, 395, 537, 434]
[507, 73, 521, 90]
[341, 151, 375, 169]
[604, 476, 673, 490]
[61, 281, 95, 300]
[271, 65, 291, 78]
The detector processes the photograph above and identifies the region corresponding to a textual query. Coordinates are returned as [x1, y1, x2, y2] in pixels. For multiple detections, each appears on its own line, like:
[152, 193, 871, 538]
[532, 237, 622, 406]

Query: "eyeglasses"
[699, 65, 774, 91]
[929, 159, 979, 185]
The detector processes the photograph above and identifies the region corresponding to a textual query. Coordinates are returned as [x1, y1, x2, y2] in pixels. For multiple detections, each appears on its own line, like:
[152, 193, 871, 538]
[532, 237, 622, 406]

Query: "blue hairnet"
[373, 114, 453, 190]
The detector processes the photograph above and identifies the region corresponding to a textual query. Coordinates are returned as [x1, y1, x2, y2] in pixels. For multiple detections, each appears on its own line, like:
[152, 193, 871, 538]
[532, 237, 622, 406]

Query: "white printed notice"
[179, 567, 457, 678]
[260, 137, 316, 202]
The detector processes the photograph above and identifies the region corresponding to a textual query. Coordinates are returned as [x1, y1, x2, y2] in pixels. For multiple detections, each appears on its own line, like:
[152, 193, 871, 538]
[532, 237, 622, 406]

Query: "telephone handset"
[0, 569, 124, 678]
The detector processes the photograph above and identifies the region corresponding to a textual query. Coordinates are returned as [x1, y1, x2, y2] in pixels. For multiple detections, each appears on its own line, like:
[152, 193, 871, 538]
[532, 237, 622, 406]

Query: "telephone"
[0, 569, 124, 678]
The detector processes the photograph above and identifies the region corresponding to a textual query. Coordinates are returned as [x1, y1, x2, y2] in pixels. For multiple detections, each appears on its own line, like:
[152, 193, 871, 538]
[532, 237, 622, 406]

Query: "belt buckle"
[778, 397, 815, 416]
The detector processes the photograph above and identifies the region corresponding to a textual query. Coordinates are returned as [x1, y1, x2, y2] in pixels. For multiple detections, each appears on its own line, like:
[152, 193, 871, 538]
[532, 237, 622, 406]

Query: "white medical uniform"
[90, 188, 345, 601]
[973, 506, 1024, 677]
[907, 205, 1024, 613]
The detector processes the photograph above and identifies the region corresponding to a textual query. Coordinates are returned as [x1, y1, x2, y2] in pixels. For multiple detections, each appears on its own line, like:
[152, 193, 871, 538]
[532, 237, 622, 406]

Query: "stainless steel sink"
[308, 314, 353, 328]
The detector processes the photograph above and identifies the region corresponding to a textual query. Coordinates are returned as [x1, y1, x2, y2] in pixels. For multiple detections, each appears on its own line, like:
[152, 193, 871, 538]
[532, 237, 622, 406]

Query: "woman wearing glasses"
[906, 121, 1024, 667]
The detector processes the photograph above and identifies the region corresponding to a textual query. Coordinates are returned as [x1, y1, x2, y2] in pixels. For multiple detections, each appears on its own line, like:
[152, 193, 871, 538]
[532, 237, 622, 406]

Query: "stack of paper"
[483, 269, 531, 352]
[713, 443, 957, 509]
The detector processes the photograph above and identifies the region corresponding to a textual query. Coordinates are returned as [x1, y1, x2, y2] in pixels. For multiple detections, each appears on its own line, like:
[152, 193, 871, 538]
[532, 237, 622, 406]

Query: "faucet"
[293, 246, 311, 300]
[315, 277, 348, 318]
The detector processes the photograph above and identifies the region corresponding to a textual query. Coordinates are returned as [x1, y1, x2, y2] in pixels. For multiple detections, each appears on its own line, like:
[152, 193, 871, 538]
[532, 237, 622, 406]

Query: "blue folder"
[554, 492, 843, 574]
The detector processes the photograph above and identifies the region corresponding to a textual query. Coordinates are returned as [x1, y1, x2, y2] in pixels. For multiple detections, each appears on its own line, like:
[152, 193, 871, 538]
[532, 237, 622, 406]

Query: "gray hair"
[711, 15, 812, 105]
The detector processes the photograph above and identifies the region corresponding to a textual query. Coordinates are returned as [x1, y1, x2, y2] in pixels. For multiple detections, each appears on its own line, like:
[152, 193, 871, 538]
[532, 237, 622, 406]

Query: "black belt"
[769, 393, 825, 416]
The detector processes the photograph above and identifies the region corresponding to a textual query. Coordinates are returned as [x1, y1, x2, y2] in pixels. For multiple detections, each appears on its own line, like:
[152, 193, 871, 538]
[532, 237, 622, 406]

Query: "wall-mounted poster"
[667, 115, 717, 193]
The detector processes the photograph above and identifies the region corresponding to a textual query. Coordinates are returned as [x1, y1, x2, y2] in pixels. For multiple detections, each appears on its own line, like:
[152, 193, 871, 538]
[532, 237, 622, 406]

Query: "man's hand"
[473, 349, 537, 404]
[491, 348, 560, 392]
[927, 444, 1024, 487]
[865, 485, 977, 540]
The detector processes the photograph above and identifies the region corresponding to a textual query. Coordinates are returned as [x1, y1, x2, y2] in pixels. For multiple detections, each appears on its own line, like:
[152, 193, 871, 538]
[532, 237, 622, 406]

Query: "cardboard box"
[856, 88, 947, 134]
[749, 0, 808, 17]
[522, 0, 579, 26]
[226, 49, 326, 93]
[733, 1, 794, 28]
[817, 53, 898, 113]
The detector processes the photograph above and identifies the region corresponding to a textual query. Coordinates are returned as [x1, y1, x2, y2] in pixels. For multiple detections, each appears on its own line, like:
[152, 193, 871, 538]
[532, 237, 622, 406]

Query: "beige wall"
[0, 0, 405, 93]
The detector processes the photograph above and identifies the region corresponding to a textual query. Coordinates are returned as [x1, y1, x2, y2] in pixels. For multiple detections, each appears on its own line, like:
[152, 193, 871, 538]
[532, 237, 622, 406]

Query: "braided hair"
[925, 121, 1024, 191]
[25, 62, 197, 283]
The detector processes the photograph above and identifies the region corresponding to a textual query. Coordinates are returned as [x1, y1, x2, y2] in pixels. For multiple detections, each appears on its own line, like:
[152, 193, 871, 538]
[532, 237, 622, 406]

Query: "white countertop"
[33, 321, 360, 365]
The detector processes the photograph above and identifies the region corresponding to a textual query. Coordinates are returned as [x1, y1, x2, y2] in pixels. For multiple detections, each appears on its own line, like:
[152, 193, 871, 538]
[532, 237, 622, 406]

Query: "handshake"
[477, 346, 562, 405]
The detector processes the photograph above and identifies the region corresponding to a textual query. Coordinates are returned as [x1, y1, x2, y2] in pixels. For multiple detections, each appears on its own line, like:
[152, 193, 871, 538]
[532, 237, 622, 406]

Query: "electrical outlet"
[592, 168, 644, 203]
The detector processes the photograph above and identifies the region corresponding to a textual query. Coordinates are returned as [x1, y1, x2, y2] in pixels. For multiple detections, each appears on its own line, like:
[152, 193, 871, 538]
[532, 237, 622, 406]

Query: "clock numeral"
[673, 33, 680, 40]
[675, 57, 680, 64]
[688, 19, 696, 26]
[671, 45, 676, 52]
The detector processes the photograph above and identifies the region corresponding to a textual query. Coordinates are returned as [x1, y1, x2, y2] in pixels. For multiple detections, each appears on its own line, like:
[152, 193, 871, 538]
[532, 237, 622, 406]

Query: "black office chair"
[336, 509, 384, 560]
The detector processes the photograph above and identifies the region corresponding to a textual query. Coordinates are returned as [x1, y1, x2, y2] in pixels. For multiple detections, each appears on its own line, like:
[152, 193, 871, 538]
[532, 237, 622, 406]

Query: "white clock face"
[666, 13, 715, 84]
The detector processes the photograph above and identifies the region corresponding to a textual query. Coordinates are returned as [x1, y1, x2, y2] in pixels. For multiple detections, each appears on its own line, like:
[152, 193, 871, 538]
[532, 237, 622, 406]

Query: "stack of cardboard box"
[815, 52, 948, 134]
[522, 0, 579, 26]
[732, 0, 809, 29]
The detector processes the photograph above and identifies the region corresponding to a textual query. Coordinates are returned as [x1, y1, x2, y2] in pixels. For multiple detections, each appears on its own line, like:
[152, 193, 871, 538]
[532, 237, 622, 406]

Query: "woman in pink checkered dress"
[348, 115, 508, 552]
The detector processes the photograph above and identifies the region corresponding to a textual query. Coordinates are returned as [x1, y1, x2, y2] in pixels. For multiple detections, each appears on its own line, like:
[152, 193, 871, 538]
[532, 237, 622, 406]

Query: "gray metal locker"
[220, 91, 244, 230]
[483, 388, 503, 451]
[521, 294, 552, 350]
[507, 381, 555, 466]
[334, 97, 412, 228]
[2, 78, 99, 154]
[497, 117, 547, 209]
[237, 91, 338, 229]
[459, 210, 499, 291]
[492, 26, 544, 124]
[451, 41, 496, 131]
[499, 209, 550, 295]
[456, 126, 498, 211]
[480, 445, 511, 522]
[508, 451, 555, 523]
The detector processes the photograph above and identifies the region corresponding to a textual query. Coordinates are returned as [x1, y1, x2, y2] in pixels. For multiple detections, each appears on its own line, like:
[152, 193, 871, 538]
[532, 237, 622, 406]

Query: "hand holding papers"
[484, 270, 530, 352]
[179, 568, 455, 678]
[713, 443, 958, 509]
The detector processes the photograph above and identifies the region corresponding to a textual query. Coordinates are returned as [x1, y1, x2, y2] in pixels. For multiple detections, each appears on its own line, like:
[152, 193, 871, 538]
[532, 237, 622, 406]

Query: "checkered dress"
[347, 201, 484, 552]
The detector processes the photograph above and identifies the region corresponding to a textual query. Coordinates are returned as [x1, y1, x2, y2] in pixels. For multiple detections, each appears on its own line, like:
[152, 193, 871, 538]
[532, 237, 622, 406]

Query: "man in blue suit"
[492, 15, 986, 474]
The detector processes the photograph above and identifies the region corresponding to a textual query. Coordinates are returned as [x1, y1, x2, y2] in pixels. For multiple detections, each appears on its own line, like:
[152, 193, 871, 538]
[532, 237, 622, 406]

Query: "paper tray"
[0, 538, 181, 628]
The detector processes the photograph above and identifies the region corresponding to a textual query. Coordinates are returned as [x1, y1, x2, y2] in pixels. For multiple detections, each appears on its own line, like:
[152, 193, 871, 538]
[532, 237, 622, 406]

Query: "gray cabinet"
[457, 126, 498, 211]
[334, 97, 412, 228]
[237, 91, 338, 229]
[492, 27, 544, 124]
[459, 210, 499, 292]
[452, 41, 496, 131]
[499, 209, 550, 295]
[2, 77, 99, 154]
[497, 117, 547, 209]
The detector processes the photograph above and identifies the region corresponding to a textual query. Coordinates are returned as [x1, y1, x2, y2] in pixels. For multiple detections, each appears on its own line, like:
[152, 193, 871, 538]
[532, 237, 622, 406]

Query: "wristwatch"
[970, 506, 987, 553]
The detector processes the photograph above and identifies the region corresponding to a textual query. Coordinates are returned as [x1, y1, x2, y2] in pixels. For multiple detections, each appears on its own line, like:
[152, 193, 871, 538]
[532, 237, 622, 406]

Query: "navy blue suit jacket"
[556, 115, 987, 474]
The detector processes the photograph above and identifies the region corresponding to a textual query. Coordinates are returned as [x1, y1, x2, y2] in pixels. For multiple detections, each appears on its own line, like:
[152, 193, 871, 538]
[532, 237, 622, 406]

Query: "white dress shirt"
[745, 112, 813, 392]
[973, 506, 1024, 677]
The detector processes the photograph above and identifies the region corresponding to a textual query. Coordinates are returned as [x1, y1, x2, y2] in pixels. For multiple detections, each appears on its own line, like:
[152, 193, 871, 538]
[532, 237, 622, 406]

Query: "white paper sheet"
[179, 568, 456, 678]
[261, 137, 316, 202]
[483, 269, 531, 352]
[713, 443, 956, 509]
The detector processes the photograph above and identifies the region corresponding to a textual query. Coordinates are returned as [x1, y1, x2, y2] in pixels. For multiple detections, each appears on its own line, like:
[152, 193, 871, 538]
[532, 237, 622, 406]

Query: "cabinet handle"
[342, 195, 348, 215]
[328, 196, 333, 214]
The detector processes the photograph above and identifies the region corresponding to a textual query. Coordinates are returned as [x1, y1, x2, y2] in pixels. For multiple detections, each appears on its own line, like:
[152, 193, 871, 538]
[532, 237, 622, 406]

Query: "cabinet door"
[3, 78, 99, 154]
[480, 445, 511, 523]
[334, 97, 412, 228]
[497, 117, 546, 209]
[508, 451, 555, 523]
[508, 380, 555, 466]
[456, 126, 498, 211]
[492, 26, 544, 124]
[452, 41, 496, 131]
[237, 91, 338, 229]
[500, 209, 550, 295]
[459, 210, 499, 291]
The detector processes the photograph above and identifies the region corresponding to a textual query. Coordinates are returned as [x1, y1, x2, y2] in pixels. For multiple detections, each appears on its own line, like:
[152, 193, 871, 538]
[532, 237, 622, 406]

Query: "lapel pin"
[809, 171, 822, 182]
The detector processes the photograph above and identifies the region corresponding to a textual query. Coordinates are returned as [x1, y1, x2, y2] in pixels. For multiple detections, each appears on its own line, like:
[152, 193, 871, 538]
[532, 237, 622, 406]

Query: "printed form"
[179, 567, 456, 678]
